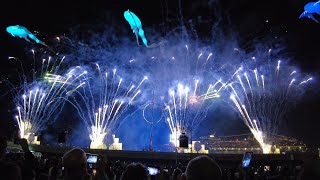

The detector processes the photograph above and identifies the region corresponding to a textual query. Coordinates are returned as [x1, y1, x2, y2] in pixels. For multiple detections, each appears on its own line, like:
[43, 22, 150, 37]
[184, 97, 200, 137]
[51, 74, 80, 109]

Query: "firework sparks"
[165, 79, 225, 147]
[228, 59, 312, 153]
[66, 65, 147, 149]
[11, 55, 82, 144]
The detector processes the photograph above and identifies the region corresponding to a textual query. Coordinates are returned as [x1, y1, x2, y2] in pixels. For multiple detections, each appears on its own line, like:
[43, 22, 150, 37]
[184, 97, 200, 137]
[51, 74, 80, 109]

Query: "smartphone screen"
[87, 154, 98, 170]
[87, 154, 98, 164]
[147, 167, 159, 176]
[242, 152, 253, 168]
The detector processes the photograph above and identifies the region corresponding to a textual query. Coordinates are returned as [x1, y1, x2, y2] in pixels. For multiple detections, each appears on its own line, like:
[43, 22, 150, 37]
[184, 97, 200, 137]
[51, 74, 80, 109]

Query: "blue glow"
[299, 1, 320, 23]
[242, 152, 252, 168]
[124, 9, 149, 47]
[6, 25, 56, 54]
[6, 25, 42, 43]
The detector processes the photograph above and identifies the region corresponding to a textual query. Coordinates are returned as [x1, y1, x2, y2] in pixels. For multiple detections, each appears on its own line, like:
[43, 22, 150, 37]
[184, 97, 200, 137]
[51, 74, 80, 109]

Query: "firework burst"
[129, 44, 230, 147]
[165, 78, 225, 147]
[228, 56, 313, 153]
[66, 64, 147, 149]
[10, 53, 81, 143]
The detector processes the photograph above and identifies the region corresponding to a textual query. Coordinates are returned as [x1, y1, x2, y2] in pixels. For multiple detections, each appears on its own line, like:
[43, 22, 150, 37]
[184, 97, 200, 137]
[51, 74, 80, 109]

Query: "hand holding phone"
[242, 152, 253, 168]
[87, 154, 98, 164]
[87, 154, 98, 170]
[147, 167, 159, 176]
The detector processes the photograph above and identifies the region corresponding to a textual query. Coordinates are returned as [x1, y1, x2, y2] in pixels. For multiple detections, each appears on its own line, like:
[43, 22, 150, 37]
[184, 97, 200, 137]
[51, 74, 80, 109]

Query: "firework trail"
[165, 78, 225, 147]
[126, 44, 231, 147]
[65, 64, 147, 149]
[11, 53, 84, 143]
[228, 55, 313, 153]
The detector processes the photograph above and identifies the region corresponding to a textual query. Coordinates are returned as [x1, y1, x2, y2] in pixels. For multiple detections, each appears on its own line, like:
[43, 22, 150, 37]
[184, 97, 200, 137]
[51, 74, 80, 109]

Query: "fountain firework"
[66, 64, 147, 149]
[228, 55, 313, 153]
[165, 78, 225, 147]
[12, 54, 83, 143]
[130, 45, 231, 148]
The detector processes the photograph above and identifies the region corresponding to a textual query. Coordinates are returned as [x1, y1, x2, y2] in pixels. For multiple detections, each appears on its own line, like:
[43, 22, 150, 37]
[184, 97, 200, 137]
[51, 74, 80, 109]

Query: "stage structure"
[143, 102, 164, 151]
[109, 134, 123, 150]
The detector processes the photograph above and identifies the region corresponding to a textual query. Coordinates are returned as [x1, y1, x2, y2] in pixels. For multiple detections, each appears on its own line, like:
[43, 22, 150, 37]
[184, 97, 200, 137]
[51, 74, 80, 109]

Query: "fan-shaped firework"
[11, 54, 84, 143]
[140, 45, 239, 148]
[165, 79, 225, 147]
[132, 44, 230, 147]
[66, 64, 147, 149]
[228, 55, 313, 153]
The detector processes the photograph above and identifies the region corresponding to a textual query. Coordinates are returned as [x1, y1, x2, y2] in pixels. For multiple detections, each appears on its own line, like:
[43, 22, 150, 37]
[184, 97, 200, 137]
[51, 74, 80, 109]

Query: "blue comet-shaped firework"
[299, 1, 320, 23]
[6, 25, 56, 53]
[124, 9, 149, 47]
[123, 10, 165, 48]
[6, 25, 42, 43]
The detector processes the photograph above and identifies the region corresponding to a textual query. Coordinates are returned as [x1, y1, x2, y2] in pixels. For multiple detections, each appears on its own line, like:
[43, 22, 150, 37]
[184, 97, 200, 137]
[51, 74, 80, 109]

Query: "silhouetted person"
[20, 138, 38, 180]
[0, 136, 7, 159]
[301, 158, 320, 179]
[160, 169, 170, 180]
[62, 148, 91, 180]
[120, 162, 148, 180]
[180, 155, 222, 180]
[93, 155, 109, 180]
[0, 136, 22, 180]
[104, 161, 115, 180]
[171, 168, 182, 180]
[48, 166, 62, 180]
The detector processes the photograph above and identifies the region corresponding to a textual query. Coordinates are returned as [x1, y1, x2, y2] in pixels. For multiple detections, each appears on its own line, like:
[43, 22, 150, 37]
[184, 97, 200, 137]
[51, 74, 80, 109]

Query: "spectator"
[20, 138, 38, 180]
[0, 136, 7, 159]
[160, 169, 170, 180]
[179, 155, 222, 180]
[62, 148, 91, 180]
[48, 166, 62, 180]
[93, 155, 109, 180]
[0, 136, 22, 180]
[171, 168, 182, 180]
[105, 161, 115, 180]
[301, 158, 320, 179]
[120, 162, 148, 180]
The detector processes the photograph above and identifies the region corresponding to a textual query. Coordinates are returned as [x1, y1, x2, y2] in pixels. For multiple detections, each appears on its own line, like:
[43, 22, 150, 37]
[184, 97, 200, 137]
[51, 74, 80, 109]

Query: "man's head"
[121, 162, 148, 180]
[172, 168, 182, 180]
[62, 148, 87, 178]
[180, 155, 222, 180]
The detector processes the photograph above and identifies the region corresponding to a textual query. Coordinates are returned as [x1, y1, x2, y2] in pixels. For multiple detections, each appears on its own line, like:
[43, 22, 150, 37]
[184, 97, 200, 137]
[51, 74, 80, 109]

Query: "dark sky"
[0, 0, 320, 148]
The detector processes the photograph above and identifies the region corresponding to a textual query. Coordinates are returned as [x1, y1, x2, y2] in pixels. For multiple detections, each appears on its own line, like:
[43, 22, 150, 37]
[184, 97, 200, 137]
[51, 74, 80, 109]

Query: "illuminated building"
[109, 134, 122, 150]
[199, 134, 306, 154]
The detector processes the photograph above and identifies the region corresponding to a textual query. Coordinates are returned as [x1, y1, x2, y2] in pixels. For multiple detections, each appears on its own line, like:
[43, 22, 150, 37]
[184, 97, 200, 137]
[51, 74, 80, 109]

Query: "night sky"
[0, 0, 320, 149]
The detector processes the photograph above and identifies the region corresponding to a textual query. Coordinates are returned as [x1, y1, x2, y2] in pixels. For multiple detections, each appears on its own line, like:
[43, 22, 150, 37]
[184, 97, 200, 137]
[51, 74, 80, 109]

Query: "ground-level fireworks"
[165, 79, 225, 147]
[12, 55, 81, 144]
[228, 58, 313, 154]
[66, 64, 147, 149]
